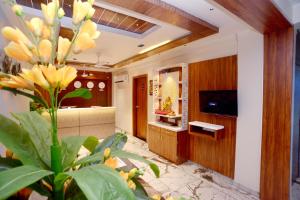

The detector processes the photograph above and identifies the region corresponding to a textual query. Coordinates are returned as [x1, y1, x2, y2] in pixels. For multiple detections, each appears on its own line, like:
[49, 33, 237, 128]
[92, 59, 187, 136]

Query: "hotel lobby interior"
[0, 0, 300, 200]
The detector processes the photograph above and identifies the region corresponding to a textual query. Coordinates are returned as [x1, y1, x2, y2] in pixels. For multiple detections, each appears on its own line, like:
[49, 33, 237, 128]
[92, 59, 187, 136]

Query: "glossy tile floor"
[124, 135, 259, 200]
[293, 182, 300, 200]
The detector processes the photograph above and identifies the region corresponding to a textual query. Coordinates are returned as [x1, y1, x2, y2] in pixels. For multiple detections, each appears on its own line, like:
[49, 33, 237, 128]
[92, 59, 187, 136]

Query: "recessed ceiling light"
[138, 44, 145, 48]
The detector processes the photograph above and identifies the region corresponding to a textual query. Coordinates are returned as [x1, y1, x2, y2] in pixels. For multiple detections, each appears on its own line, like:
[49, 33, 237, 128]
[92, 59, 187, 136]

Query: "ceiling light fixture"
[139, 40, 171, 54]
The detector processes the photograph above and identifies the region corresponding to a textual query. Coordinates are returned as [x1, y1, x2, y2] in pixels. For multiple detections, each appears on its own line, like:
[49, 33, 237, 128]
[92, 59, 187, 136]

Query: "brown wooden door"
[133, 75, 148, 140]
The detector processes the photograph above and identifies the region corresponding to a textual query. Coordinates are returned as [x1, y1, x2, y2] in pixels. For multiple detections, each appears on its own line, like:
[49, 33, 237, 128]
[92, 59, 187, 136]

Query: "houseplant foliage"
[0, 0, 160, 199]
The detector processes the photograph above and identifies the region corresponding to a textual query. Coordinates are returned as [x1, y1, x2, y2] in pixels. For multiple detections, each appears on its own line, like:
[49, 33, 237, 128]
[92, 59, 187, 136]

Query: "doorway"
[133, 75, 148, 140]
[292, 27, 300, 199]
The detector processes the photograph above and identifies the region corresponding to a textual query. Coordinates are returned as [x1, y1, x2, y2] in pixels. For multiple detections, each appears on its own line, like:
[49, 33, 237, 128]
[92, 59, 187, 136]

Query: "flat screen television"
[199, 90, 238, 116]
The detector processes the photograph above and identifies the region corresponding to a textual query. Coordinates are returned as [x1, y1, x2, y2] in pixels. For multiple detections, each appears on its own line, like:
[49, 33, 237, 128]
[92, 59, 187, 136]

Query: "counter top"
[148, 122, 187, 132]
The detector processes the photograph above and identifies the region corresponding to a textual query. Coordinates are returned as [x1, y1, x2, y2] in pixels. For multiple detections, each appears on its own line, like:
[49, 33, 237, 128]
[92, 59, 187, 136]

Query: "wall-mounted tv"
[199, 90, 238, 116]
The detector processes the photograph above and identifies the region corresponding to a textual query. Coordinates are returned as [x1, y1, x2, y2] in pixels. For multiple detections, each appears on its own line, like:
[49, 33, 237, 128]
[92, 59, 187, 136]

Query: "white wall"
[113, 30, 264, 192]
[235, 30, 264, 192]
[0, 5, 30, 156]
[113, 33, 237, 133]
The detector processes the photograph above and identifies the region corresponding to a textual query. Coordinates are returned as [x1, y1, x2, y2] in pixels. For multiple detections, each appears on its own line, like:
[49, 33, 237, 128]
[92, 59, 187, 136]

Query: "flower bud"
[88, 0, 94, 5]
[86, 7, 95, 19]
[12, 4, 23, 16]
[58, 8, 65, 19]
[104, 148, 111, 158]
[129, 168, 138, 178]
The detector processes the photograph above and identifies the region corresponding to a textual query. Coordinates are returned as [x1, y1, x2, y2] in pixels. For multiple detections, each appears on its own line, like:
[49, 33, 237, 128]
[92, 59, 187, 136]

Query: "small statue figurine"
[162, 96, 172, 112]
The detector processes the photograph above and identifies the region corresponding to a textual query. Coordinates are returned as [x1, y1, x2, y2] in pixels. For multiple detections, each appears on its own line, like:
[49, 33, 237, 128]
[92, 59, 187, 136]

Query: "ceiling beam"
[101, 0, 219, 68]
[212, 0, 291, 33]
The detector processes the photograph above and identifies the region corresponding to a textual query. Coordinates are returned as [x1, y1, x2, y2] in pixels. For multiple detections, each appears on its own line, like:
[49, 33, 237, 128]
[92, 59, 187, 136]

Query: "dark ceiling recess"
[16, 0, 156, 34]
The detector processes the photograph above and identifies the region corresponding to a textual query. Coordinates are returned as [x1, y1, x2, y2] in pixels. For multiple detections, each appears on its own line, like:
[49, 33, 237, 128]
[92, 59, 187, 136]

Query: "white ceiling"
[0, 0, 250, 68]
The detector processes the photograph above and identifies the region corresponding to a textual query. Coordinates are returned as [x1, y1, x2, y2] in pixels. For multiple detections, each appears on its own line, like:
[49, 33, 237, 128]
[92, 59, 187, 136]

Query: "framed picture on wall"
[149, 80, 153, 96]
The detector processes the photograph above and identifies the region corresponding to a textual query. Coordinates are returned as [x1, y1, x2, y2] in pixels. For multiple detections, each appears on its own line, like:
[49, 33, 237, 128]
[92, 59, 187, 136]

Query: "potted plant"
[0, 0, 159, 199]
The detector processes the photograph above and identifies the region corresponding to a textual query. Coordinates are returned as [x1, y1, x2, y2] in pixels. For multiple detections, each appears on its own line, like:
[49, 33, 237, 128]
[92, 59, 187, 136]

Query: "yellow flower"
[58, 8, 65, 19]
[119, 171, 129, 181]
[72, 0, 91, 24]
[127, 180, 136, 190]
[79, 20, 100, 39]
[42, 26, 51, 39]
[20, 66, 50, 90]
[41, 0, 58, 25]
[152, 194, 161, 200]
[104, 157, 117, 169]
[2, 27, 33, 48]
[26, 17, 44, 37]
[57, 36, 71, 63]
[12, 4, 23, 16]
[73, 33, 96, 54]
[41, 64, 59, 88]
[38, 39, 52, 63]
[103, 148, 111, 158]
[0, 75, 35, 91]
[129, 168, 138, 178]
[58, 66, 77, 89]
[4, 42, 33, 62]
[166, 197, 175, 200]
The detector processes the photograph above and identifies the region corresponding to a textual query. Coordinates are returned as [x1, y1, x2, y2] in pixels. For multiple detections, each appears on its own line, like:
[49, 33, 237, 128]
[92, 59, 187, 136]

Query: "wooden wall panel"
[188, 55, 237, 178]
[260, 28, 294, 200]
[211, 1, 294, 199]
[58, 71, 112, 108]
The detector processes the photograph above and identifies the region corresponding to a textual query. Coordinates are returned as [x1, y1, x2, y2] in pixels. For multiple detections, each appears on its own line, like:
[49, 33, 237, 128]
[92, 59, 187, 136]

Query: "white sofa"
[43, 107, 116, 139]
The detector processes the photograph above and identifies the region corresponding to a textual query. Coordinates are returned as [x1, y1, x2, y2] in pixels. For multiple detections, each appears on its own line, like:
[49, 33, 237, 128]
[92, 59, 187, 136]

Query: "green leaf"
[61, 136, 88, 170]
[13, 112, 52, 168]
[132, 178, 149, 200]
[0, 157, 22, 172]
[65, 180, 87, 200]
[111, 150, 160, 178]
[29, 181, 52, 197]
[73, 152, 103, 167]
[54, 173, 70, 190]
[83, 136, 99, 152]
[65, 165, 135, 200]
[0, 114, 48, 168]
[2, 87, 48, 108]
[93, 133, 127, 154]
[60, 88, 92, 103]
[0, 165, 53, 199]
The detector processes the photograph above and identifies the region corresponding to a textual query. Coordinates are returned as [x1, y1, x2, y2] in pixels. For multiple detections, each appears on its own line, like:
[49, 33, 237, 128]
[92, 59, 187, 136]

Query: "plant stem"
[49, 88, 63, 200]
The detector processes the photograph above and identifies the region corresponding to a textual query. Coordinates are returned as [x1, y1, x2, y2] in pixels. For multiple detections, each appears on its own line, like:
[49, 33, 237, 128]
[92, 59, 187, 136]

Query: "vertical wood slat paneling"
[188, 55, 237, 178]
[260, 28, 294, 200]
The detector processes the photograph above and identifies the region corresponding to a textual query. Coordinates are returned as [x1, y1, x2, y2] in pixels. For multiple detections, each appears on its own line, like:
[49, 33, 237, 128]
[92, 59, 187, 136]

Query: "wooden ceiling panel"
[101, 0, 219, 67]
[98, 9, 116, 26]
[16, 0, 157, 35]
[107, 13, 127, 28]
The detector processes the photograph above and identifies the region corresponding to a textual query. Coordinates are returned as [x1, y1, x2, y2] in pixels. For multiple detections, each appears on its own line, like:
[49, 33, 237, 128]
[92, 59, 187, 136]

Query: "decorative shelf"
[155, 114, 182, 119]
[188, 121, 224, 141]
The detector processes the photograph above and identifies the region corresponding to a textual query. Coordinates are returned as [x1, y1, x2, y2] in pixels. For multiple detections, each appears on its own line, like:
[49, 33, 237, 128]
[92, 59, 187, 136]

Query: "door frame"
[132, 74, 148, 140]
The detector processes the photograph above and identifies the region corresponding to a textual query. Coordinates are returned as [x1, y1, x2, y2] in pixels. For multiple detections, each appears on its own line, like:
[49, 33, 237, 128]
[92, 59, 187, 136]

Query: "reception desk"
[43, 107, 116, 139]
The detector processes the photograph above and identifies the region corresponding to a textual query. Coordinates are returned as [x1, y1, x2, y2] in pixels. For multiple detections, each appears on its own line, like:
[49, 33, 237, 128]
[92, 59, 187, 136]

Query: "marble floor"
[124, 134, 259, 200]
[293, 182, 300, 200]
